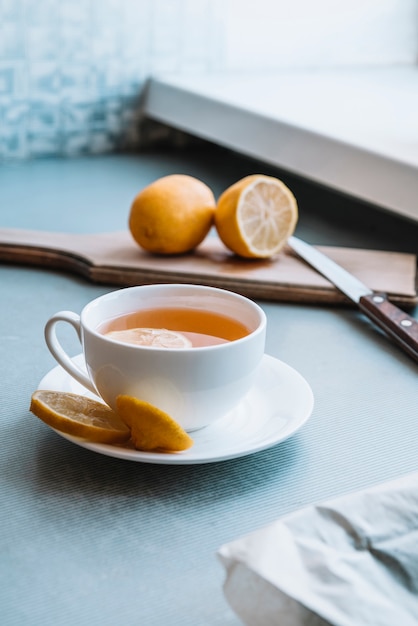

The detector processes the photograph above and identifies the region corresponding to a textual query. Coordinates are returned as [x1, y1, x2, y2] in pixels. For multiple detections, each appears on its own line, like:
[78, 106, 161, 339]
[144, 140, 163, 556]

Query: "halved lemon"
[105, 328, 192, 349]
[30, 390, 131, 444]
[116, 395, 193, 452]
[215, 174, 298, 258]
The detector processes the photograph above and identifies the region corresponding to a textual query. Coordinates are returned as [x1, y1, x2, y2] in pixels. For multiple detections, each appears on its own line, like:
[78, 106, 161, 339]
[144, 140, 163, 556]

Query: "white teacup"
[44, 284, 266, 431]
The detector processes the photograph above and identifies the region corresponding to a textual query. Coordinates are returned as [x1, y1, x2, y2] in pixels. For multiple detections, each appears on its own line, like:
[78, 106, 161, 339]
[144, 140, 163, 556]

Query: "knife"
[288, 236, 418, 363]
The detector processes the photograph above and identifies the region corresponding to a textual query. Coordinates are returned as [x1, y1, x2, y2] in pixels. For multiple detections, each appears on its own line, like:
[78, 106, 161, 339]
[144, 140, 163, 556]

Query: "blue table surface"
[1, 149, 417, 626]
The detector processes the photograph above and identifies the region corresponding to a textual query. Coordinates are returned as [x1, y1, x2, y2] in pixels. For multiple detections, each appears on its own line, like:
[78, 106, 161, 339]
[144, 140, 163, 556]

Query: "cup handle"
[44, 311, 98, 395]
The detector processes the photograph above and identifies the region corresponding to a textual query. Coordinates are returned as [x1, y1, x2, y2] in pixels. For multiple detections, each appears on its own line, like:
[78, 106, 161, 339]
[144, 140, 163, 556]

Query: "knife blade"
[288, 236, 418, 363]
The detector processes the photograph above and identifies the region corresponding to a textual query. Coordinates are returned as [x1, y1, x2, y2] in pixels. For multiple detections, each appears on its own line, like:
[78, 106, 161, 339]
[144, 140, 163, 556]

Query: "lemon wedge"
[116, 395, 193, 452]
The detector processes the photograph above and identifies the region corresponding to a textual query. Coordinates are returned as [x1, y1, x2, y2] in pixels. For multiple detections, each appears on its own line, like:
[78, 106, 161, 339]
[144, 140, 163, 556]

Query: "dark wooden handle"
[359, 293, 418, 363]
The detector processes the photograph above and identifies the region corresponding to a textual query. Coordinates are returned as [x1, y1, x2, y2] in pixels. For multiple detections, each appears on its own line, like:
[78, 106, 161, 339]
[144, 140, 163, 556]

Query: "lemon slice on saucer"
[105, 328, 192, 349]
[30, 390, 131, 444]
[30, 390, 193, 453]
[116, 395, 193, 452]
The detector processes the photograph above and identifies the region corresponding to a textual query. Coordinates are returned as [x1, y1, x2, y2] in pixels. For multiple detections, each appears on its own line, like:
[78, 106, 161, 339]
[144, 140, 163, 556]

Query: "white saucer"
[37, 354, 314, 465]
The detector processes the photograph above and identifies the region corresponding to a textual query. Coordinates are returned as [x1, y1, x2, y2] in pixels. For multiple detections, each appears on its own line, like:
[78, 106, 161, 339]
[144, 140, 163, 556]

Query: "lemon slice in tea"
[105, 328, 192, 349]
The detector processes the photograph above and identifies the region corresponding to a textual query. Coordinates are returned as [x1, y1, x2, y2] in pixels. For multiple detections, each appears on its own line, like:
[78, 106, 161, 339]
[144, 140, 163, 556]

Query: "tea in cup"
[44, 284, 266, 431]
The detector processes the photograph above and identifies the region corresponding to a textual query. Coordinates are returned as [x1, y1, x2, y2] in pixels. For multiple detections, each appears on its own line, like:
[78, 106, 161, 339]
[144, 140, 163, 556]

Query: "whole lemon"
[129, 174, 216, 254]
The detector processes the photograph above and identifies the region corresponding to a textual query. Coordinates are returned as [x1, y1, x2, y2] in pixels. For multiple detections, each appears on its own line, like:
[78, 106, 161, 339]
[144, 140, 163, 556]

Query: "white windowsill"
[143, 66, 418, 223]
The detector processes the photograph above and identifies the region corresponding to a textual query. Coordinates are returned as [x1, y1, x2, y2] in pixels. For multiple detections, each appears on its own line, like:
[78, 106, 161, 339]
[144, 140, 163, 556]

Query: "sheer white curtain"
[218, 0, 417, 71]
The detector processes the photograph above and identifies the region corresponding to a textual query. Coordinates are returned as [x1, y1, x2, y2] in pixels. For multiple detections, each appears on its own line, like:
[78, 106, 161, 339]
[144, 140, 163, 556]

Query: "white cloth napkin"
[218, 471, 418, 626]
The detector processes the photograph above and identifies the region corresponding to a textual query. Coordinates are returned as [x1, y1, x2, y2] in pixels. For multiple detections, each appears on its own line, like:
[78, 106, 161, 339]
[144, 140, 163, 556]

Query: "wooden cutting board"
[0, 228, 416, 306]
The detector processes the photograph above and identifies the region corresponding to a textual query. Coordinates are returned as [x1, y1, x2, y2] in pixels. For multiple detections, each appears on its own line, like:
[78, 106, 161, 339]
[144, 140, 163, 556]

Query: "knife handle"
[359, 293, 418, 363]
